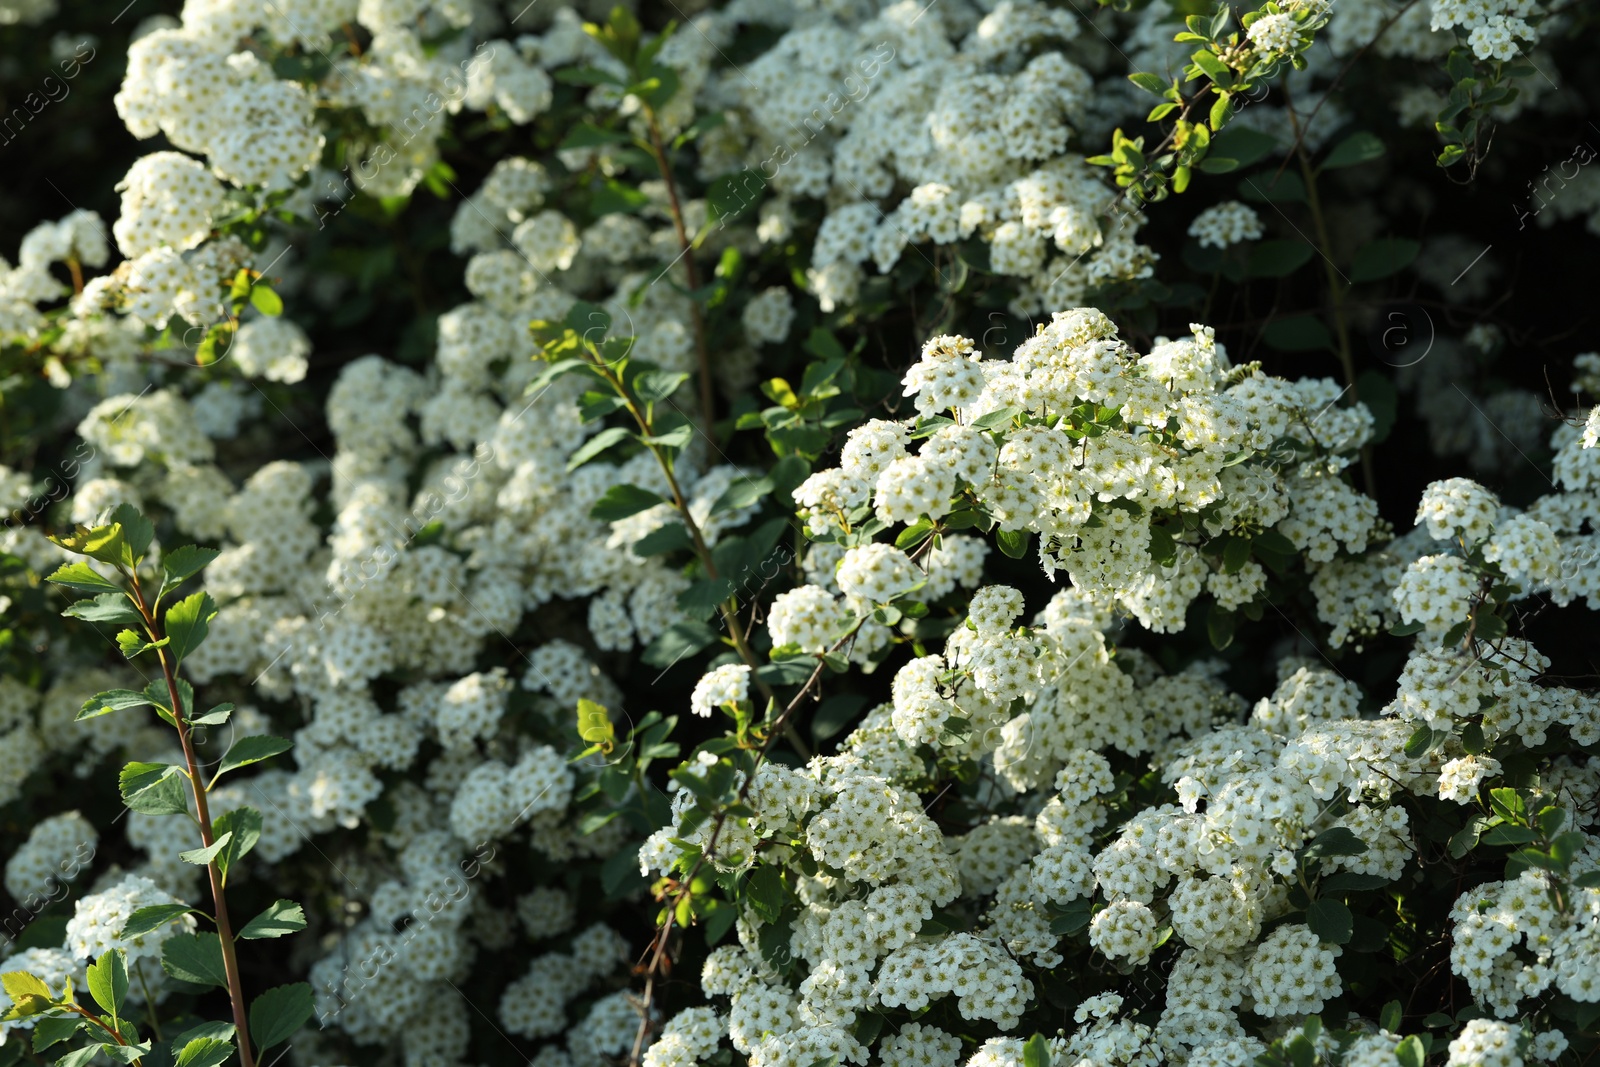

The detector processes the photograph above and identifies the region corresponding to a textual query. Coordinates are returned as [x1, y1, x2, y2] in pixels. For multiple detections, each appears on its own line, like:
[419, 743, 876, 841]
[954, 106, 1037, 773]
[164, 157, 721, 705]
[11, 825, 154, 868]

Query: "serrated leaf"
[119, 762, 190, 817]
[48, 524, 126, 567]
[115, 629, 166, 658]
[86, 951, 128, 1018]
[30, 1016, 81, 1052]
[61, 593, 142, 626]
[45, 561, 123, 593]
[78, 689, 150, 722]
[160, 546, 220, 594]
[238, 900, 306, 940]
[590, 484, 665, 523]
[174, 1037, 232, 1067]
[118, 905, 196, 941]
[190, 704, 234, 727]
[54, 1046, 105, 1067]
[216, 736, 292, 779]
[1, 972, 52, 1003]
[634, 370, 691, 404]
[213, 807, 262, 884]
[178, 832, 233, 867]
[163, 591, 217, 666]
[108, 505, 152, 559]
[249, 983, 314, 1050]
[160, 933, 227, 988]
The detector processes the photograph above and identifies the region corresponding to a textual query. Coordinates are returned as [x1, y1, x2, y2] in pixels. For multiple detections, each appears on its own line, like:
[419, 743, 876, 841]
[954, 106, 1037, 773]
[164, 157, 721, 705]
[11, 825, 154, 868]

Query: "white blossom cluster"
[641, 314, 1600, 1067]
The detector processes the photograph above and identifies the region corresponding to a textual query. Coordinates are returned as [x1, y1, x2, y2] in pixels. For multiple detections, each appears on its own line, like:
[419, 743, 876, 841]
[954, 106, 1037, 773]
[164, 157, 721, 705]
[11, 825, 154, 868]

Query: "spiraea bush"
[0, 1, 1597, 1067]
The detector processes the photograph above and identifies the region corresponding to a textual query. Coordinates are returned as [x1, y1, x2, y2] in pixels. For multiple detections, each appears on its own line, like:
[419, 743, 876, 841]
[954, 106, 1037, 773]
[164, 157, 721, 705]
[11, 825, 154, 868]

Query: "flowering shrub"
[0, 1, 1598, 1067]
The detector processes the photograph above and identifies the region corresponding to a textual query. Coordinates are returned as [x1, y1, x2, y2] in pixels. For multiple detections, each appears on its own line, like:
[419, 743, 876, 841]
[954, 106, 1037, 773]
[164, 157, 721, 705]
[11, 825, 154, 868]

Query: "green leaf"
[811, 693, 868, 744]
[48, 523, 127, 567]
[78, 689, 151, 722]
[641, 620, 720, 669]
[590, 484, 665, 523]
[1238, 170, 1306, 203]
[249, 983, 314, 1051]
[248, 285, 283, 317]
[160, 546, 220, 594]
[1403, 724, 1437, 758]
[566, 426, 633, 471]
[1023, 1033, 1052, 1067]
[178, 832, 233, 867]
[1306, 897, 1354, 944]
[591, 178, 651, 216]
[1, 972, 52, 1004]
[45, 561, 122, 594]
[557, 121, 634, 150]
[238, 900, 306, 940]
[1320, 871, 1393, 892]
[634, 370, 691, 404]
[1321, 130, 1386, 170]
[1148, 524, 1178, 567]
[30, 1016, 82, 1052]
[119, 762, 190, 817]
[1349, 238, 1420, 283]
[216, 736, 293, 779]
[706, 169, 766, 225]
[163, 591, 217, 665]
[174, 1037, 233, 1067]
[54, 1046, 105, 1067]
[109, 504, 154, 561]
[1262, 315, 1334, 353]
[1192, 49, 1230, 82]
[997, 528, 1031, 559]
[61, 593, 142, 625]
[1207, 604, 1235, 650]
[1210, 126, 1279, 168]
[633, 523, 694, 557]
[1480, 824, 1537, 847]
[745, 866, 785, 923]
[118, 905, 196, 941]
[1246, 240, 1314, 278]
[86, 950, 128, 1018]
[1128, 72, 1168, 96]
[711, 478, 773, 516]
[160, 933, 227, 988]
[190, 703, 235, 727]
[577, 698, 616, 749]
[115, 629, 166, 658]
[1306, 826, 1368, 858]
[213, 807, 262, 882]
[1380, 1000, 1403, 1035]
[1396, 1035, 1426, 1067]
[970, 406, 1023, 431]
